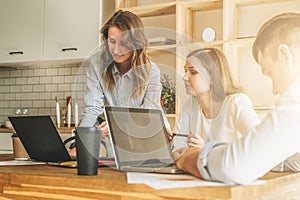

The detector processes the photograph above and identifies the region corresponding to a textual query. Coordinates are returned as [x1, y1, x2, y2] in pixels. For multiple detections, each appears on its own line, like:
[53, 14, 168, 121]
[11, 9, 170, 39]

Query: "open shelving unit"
[115, 0, 299, 125]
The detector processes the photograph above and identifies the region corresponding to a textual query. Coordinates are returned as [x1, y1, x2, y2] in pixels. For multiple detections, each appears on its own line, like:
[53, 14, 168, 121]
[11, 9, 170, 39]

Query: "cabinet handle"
[61, 47, 78, 52]
[9, 51, 23, 55]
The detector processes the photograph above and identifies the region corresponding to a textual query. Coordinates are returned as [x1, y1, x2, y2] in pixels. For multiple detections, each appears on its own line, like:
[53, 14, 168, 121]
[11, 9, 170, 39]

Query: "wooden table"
[1, 154, 300, 200]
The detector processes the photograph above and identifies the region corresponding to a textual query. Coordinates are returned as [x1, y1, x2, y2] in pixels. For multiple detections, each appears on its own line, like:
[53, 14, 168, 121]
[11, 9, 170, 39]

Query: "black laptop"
[8, 116, 115, 167]
[8, 116, 72, 162]
[104, 106, 183, 174]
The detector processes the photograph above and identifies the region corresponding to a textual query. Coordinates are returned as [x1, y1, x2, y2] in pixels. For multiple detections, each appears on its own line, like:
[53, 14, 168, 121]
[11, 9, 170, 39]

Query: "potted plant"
[160, 74, 176, 114]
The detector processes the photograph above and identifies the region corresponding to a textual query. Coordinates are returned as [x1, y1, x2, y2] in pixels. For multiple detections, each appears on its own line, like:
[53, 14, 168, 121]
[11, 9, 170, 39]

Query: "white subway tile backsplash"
[51, 92, 65, 100]
[21, 85, 33, 92]
[27, 93, 40, 100]
[46, 68, 58, 76]
[33, 85, 45, 92]
[22, 69, 34, 77]
[32, 101, 44, 108]
[4, 94, 16, 100]
[38, 108, 51, 115]
[58, 68, 71, 75]
[21, 101, 32, 108]
[58, 84, 70, 91]
[77, 66, 88, 75]
[34, 69, 46, 76]
[40, 77, 52, 84]
[16, 93, 27, 100]
[29, 108, 39, 115]
[10, 85, 21, 92]
[0, 71, 10, 78]
[72, 83, 84, 91]
[16, 78, 28, 85]
[52, 76, 64, 84]
[4, 108, 14, 115]
[46, 85, 58, 92]
[75, 75, 87, 83]
[64, 75, 76, 83]
[0, 64, 86, 120]
[39, 92, 51, 100]
[10, 70, 22, 77]
[0, 101, 10, 108]
[0, 86, 9, 93]
[45, 100, 55, 108]
[74, 91, 86, 100]
[28, 77, 39, 84]
[9, 101, 21, 108]
[71, 67, 79, 75]
[5, 78, 16, 85]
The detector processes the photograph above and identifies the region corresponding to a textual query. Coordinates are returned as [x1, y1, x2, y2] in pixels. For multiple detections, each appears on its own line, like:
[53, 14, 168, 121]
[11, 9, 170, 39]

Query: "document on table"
[0, 160, 46, 166]
[127, 172, 265, 190]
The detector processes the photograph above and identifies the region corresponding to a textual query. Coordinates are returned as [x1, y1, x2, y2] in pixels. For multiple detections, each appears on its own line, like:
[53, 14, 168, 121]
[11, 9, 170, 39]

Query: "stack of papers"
[127, 172, 265, 190]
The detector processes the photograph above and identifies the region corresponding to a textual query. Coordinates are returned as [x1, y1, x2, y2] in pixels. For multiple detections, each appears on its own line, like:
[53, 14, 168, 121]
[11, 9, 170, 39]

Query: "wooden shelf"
[234, 0, 295, 7]
[179, 0, 222, 11]
[118, 2, 176, 17]
[115, 0, 296, 115]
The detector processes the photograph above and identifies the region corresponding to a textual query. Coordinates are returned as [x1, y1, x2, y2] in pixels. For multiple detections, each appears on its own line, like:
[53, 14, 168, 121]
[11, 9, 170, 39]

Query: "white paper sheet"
[127, 172, 265, 190]
[0, 160, 46, 166]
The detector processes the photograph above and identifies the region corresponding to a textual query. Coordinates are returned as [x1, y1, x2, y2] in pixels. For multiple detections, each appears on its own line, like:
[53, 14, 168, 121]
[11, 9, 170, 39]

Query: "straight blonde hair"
[187, 48, 243, 101]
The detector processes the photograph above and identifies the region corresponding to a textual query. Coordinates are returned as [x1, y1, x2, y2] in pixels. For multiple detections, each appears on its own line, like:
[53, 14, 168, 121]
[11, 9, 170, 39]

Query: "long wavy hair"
[186, 48, 243, 101]
[100, 10, 151, 98]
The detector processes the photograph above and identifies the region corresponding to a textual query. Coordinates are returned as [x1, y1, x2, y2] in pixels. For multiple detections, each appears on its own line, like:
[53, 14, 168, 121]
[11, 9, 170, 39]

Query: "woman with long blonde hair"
[172, 47, 259, 150]
[78, 10, 169, 157]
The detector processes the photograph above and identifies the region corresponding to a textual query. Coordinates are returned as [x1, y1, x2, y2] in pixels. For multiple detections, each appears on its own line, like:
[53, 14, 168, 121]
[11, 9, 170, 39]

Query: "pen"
[172, 133, 188, 137]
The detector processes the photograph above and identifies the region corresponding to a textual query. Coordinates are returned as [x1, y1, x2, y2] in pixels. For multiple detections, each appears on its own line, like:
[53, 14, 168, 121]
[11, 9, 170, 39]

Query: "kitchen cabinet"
[0, 0, 105, 65]
[115, 0, 299, 123]
[0, 0, 44, 63]
[43, 0, 100, 61]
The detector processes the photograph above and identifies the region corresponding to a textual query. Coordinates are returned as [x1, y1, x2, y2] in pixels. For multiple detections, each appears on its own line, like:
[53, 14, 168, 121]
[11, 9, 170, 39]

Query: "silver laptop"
[104, 106, 183, 174]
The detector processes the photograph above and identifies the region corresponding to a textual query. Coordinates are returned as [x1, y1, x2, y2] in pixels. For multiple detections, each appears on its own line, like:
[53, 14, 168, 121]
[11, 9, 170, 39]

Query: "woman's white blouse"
[173, 93, 260, 150]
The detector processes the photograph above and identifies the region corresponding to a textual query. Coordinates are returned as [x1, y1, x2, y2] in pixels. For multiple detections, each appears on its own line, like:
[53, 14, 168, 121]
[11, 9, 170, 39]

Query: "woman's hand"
[166, 128, 174, 141]
[97, 122, 109, 138]
[68, 147, 77, 159]
[187, 133, 204, 148]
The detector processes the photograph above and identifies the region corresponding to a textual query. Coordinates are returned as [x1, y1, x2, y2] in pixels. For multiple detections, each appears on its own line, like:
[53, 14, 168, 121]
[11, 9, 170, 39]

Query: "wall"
[0, 63, 88, 126]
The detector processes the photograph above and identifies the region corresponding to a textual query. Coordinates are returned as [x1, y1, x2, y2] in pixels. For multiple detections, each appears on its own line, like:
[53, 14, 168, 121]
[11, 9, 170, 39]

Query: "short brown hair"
[252, 13, 300, 63]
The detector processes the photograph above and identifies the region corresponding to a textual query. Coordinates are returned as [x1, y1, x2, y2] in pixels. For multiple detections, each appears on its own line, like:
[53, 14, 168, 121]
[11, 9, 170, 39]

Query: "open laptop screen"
[8, 116, 71, 162]
[104, 106, 174, 168]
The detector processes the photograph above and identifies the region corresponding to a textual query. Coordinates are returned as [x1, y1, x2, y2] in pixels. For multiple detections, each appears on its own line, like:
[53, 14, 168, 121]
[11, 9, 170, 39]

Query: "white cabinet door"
[43, 0, 100, 61]
[0, 0, 44, 63]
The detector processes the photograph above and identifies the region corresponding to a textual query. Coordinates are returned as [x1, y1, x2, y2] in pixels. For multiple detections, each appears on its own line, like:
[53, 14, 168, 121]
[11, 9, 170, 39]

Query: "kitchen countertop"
[0, 127, 75, 134]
